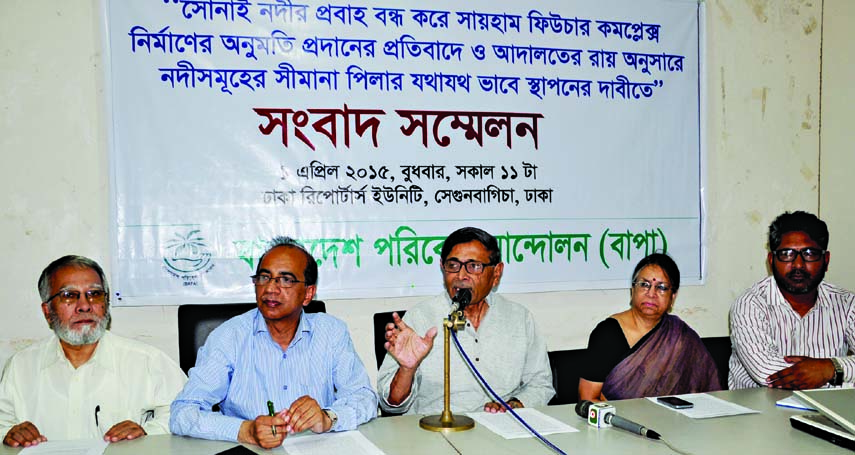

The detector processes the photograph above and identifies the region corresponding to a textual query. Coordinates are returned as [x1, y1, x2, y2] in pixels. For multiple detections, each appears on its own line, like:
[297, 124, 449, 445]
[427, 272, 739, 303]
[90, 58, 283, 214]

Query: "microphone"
[451, 288, 472, 312]
[575, 400, 661, 440]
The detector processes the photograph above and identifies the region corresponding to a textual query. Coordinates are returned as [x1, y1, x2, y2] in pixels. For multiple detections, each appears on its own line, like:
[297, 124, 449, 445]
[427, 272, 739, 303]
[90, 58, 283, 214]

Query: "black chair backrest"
[177, 300, 326, 374]
[701, 336, 731, 390]
[547, 348, 587, 405]
[373, 310, 406, 370]
[547, 337, 730, 405]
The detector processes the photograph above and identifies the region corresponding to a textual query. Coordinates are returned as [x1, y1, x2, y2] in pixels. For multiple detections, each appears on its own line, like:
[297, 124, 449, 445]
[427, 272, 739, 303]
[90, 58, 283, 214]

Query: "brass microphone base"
[418, 310, 474, 433]
[419, 414, 475, 432]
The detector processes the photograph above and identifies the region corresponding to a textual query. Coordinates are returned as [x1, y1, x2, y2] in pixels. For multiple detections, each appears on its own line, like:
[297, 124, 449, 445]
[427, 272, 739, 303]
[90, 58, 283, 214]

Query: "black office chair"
[547, 348, 587, 405]
[373, 310, 406, 370]
[702, 336, 732, 390]
[177, 300, 326, 374]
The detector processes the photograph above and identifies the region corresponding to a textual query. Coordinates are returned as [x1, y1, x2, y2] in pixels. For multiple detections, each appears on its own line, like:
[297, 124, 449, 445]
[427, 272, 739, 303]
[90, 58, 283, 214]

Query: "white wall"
[1, 0, 850, 387]
[820, 0, 855, 290]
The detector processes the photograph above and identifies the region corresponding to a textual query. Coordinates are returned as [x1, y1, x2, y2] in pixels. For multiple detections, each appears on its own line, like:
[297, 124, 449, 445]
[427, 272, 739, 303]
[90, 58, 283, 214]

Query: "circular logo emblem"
[163, 229, 213, 273]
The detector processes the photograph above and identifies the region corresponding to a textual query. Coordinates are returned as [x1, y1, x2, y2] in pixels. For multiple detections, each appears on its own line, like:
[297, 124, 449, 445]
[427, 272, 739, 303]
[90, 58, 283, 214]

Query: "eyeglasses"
[632, 280, 671, 295]
[773, 248, 826, 263]
[442, 259, 497, 275]
[251, 274, 305, 288]
[45, 289, 107, 305]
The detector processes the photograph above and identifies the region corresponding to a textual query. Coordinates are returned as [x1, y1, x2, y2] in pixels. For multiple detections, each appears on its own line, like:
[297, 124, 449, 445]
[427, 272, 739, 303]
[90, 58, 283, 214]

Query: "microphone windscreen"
[575, 400, 592, 419]
[455, 288, 472, 308]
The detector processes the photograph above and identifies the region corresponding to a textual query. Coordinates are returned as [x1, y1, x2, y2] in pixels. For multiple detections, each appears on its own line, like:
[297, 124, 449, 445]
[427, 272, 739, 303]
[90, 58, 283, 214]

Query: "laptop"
[789, 388, 855, 450]
[791, 413, 855, 450]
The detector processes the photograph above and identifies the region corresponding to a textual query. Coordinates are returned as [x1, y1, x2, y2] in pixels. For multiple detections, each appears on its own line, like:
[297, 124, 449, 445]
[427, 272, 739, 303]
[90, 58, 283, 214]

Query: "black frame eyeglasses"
[251, 274, 305, 288]
[441, 259, 498, 275]
[773, 248, 826, 263]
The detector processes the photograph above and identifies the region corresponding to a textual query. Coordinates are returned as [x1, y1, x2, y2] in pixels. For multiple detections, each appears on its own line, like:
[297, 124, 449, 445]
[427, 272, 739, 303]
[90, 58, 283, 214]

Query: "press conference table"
[2, 388, 849, 454]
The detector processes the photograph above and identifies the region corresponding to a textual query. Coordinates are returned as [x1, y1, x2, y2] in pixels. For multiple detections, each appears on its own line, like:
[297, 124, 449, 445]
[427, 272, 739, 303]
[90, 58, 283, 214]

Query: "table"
[0, 389, 849, 454]
[444, 388, 851, 455]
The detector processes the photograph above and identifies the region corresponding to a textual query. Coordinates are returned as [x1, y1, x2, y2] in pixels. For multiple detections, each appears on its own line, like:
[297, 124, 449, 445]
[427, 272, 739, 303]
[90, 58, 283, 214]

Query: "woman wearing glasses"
[578, 253, 721, 402]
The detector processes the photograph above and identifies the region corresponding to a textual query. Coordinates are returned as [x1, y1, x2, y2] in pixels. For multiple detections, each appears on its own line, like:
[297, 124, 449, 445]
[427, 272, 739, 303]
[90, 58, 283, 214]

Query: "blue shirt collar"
[252, 308, 312, 347]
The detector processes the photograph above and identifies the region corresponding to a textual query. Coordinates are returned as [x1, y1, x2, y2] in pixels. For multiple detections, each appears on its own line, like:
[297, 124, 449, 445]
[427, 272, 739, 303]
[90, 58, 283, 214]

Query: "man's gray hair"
[255, 236, 318, 286]
[38, 255, 111, 305]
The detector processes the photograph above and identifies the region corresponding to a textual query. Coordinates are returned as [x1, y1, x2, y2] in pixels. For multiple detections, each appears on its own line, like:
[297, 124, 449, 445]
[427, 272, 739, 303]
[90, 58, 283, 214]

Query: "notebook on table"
[789, 388, 855, 450]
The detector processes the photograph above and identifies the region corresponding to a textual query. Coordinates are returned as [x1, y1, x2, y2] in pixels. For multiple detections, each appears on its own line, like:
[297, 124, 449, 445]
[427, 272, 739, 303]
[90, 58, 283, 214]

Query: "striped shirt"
[729, 276, 855, 389]
[170, 309, 377, 441]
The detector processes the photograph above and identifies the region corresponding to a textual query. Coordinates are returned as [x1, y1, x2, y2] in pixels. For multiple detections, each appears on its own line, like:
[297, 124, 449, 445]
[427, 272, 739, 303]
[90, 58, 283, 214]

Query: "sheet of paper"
[282, 430, 384, 455]
[466, 408, 578, 439]
[776, 394, 815, 411]
[647, 393, 759, 419]
[19, 439, 108, 455]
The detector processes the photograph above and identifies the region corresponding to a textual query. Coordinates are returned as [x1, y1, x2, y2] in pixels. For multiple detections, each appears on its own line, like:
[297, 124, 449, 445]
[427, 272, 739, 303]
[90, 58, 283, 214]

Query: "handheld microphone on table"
[450, 288, 472, 312]
[575, 400, 661, 440]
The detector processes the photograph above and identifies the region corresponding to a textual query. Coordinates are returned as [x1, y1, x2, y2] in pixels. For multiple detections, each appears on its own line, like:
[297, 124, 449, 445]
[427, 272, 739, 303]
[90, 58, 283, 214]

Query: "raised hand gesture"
[384, 312, 437, 370]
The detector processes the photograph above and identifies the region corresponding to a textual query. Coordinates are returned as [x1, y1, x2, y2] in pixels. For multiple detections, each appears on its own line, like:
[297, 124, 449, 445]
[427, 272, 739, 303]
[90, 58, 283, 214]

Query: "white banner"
[105, 0, 703, 305]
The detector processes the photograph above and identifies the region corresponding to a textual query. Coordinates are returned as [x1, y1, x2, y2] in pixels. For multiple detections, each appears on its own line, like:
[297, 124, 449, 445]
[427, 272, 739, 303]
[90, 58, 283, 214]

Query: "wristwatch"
[829, 358, 845, 386]
[323, 408, 338, 429]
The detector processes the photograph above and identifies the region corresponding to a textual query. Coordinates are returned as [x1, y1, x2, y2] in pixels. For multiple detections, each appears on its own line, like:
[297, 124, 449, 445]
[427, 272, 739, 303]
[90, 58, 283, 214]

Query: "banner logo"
[163, 229, 214, 286]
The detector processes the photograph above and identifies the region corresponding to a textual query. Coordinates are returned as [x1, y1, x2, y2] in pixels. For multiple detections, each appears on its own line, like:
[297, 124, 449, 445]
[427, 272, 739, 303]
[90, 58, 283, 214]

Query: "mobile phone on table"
[657, 396, 694, 409]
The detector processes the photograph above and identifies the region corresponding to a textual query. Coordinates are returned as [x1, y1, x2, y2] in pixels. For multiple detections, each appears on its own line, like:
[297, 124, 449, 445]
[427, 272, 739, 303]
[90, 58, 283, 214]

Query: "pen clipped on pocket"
[94, 405, 105, 435]
[139, 408, 155, 426]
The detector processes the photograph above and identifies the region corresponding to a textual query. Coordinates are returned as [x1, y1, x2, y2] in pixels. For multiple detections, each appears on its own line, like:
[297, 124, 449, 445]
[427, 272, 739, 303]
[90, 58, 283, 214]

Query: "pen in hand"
[267, 400, 276, 436]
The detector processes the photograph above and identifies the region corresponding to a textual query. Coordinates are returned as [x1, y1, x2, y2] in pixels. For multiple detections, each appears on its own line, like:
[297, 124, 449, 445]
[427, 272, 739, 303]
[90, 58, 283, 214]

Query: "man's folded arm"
[838, 304, 855, 383]
[141, 352, 188, 436]
[326, 330, 378, 430]
[169, 343, 244, 441]
[0, 357, 26, 442]
[730, 297, 792, 385]
[0, 403, 16, 439]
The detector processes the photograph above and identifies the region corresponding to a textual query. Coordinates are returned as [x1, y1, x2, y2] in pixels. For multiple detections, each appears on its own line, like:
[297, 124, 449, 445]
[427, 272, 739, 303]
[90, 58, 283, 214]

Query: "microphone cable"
[451, 331, 691, 455]
[658, 437, 693, 455]
[450, 330, 568, 455]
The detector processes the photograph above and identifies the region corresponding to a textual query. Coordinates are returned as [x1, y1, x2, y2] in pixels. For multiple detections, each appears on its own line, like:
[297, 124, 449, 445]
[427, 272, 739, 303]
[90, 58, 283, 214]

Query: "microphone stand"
[419, 304, 475, 432]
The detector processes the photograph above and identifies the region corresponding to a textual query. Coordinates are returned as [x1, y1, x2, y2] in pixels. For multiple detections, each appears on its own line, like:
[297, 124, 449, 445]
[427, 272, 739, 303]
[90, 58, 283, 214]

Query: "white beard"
[48, 307, 110, 346]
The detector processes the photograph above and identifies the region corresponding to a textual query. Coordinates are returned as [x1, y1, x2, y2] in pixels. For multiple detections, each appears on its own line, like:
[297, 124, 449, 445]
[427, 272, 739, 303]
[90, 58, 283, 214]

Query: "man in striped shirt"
[170, 237, 377, 448]
[729, 211, 854, 390]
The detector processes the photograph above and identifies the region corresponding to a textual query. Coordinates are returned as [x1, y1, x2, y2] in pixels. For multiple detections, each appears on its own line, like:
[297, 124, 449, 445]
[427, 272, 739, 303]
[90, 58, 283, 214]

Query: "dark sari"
[601, 314, 721, 400]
